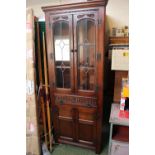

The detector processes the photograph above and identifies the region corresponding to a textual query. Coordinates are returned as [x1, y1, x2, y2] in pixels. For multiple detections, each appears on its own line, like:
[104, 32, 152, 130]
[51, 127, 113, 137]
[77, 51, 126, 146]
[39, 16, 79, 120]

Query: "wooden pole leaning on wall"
[36, 22, 48, 146]
[42, 32, 52, 151]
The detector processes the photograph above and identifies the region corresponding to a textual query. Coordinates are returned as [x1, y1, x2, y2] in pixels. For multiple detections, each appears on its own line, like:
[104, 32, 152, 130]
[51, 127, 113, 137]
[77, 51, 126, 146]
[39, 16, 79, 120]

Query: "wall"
[26, 0, 88, 21]
[106, 0, 129, 35]
[27, 0, 129, 34]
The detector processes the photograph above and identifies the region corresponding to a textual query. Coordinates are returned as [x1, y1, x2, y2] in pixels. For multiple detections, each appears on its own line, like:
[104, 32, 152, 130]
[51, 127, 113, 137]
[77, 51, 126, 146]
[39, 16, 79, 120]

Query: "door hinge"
[50, 53, 54, 60]
[95, 85, 99, 93]
[49, 22, 51, 28]
[98, 19, 102, 25]
[97, 53, 101, 62]
[50, 82, 55, 88]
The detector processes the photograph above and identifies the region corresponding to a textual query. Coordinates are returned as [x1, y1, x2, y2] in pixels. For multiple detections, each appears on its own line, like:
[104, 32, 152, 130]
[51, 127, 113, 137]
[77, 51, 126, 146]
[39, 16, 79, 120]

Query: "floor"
[51, 143, 108, 155]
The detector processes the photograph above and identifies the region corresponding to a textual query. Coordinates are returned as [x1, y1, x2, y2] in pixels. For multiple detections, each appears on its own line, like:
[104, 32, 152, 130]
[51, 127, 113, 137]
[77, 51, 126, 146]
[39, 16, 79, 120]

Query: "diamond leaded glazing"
[54, 21, 70, 88]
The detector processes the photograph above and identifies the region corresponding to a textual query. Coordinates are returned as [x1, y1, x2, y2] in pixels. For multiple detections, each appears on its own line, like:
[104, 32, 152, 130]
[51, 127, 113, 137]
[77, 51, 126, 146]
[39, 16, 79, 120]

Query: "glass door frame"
[50, 14, 74, 94]
[73, 11, 99, 96]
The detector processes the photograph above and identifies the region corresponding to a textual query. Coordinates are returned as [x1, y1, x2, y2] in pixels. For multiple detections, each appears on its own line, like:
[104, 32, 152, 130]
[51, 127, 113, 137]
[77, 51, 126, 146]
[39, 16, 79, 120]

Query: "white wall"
[106, 0, 129, 35]
[27, 0, 129, 33]
[26, 0, 88, 20]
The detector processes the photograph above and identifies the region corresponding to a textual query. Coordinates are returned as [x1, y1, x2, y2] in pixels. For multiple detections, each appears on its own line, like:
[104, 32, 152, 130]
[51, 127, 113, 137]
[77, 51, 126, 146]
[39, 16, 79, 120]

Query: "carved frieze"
[52, 15, 69, 21]
[87, 14, 95, 18]
[77, 14, 95, 19]
[55, 94, 97, 108]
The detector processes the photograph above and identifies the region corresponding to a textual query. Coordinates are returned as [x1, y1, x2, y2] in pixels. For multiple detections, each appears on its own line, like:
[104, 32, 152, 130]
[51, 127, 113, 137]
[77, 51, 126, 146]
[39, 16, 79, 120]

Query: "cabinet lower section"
[52, 95, 101, 153]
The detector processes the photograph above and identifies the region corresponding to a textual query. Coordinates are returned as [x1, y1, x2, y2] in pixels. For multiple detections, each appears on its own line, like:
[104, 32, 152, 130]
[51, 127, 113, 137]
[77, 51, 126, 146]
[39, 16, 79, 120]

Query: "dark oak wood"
[42, 0, 108, 12]
[42, 1, 108, 153]
[109, 37, 129, 45]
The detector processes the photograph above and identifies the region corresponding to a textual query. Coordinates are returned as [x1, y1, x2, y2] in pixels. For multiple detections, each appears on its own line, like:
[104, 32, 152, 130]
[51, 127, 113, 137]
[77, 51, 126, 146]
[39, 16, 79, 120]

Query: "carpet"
[51, 143, 108, 155]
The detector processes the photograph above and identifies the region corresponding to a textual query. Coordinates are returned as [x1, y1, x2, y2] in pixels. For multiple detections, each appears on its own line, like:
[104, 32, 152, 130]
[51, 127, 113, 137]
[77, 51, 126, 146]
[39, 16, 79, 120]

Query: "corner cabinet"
[42, 1, 108, 153]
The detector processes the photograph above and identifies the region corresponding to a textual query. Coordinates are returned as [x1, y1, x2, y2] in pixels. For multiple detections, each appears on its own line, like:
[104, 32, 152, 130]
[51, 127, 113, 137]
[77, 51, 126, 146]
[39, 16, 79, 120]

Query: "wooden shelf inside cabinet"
[112, 125, 129, 142]
[109, 37, 129, 45]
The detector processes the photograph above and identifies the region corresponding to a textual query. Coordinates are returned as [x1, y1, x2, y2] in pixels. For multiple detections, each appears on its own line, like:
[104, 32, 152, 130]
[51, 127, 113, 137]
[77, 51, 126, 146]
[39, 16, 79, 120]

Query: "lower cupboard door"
[77, 106, 97, 147]
[56, 105, 75, 142]
[59, 119, 74, 141]
[78, 121, 96, 145]
[53, 104, 97, 146]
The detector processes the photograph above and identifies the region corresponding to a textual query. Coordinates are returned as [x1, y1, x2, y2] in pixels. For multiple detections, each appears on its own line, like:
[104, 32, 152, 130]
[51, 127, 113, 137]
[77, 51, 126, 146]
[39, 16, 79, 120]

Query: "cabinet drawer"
[55, 94, 97, 108]
[56, 104, 97, 122]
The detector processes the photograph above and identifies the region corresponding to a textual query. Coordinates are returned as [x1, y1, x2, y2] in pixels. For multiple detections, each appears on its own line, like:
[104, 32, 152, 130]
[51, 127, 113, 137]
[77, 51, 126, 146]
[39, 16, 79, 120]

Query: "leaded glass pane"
[77, 19, 96, 90]
[53, 21, 70, 88]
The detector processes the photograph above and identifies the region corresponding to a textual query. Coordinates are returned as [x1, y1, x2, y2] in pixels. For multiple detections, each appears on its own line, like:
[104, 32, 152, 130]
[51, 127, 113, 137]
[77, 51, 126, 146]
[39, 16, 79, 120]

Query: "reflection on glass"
[78, 19, 95, 44]
[79, 68, 95, 90]
[79, 46, 95, 67]
[56, 68, 70, 88]
[53, 21, 70, 88]
[55, 39, 70, 61]
[77, 19, 96, 90]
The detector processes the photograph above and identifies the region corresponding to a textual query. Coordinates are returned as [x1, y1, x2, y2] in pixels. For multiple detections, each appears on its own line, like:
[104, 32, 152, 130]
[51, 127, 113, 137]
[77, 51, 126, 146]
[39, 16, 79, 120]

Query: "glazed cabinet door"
[50, 14, 74, 93]
[73, 11, 99, 96]
[49, 14, 75, 143]
[71, 11, 99, 148]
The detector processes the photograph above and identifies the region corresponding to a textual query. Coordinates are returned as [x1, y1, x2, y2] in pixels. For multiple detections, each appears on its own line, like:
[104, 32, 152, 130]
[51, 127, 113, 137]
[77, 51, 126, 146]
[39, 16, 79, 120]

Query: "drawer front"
[57, 104, 97, 121]
[55, 94, 97, 108]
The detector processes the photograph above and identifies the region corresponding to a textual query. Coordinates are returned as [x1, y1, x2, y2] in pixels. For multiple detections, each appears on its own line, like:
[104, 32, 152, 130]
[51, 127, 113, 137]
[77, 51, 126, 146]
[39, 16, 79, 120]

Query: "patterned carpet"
[51, 143, 108, 155]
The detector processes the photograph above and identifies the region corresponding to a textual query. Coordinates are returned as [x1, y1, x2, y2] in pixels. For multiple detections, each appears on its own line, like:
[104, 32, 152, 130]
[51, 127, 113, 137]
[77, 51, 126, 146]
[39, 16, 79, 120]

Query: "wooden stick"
[42, 32, 52, 150]
[36, 22, 48, 145]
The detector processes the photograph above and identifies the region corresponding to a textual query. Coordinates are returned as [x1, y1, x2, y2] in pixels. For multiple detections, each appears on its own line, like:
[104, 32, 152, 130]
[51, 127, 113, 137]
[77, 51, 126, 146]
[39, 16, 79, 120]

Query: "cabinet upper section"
[48, 12, 99, 93]
[42, 0, 107, 95]
[42, 0, 108, 13]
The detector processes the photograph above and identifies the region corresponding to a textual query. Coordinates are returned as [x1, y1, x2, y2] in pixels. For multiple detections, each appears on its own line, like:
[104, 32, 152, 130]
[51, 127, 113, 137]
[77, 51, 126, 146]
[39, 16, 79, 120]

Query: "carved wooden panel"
[53, 16, 60, 21]
[59, 120, 74, 138]
[55, 94, 97, 107]
[77, 14, 95, 19]
[52, 15, 69, 22]
[79, 123, 94, 142]
[77, 14, 85, 19]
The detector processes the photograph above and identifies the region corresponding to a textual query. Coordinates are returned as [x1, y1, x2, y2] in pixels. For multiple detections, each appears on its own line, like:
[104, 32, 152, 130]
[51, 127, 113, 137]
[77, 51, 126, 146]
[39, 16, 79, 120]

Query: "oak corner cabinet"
[42, 0, 108, 153]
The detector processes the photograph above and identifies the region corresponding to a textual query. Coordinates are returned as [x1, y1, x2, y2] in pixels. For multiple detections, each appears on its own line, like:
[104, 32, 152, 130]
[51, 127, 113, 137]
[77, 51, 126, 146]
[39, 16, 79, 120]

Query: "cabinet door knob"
[86, 103, 91, 108]
[60, 99, 64, 105]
